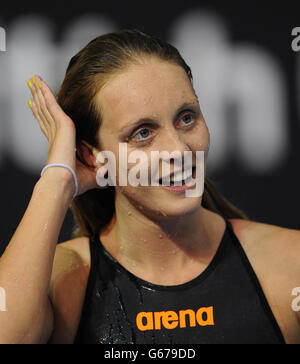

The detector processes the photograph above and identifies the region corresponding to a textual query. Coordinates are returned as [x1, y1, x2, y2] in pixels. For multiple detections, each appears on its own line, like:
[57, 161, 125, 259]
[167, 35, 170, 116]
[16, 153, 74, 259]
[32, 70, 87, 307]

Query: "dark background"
[0, 0, 300, 255]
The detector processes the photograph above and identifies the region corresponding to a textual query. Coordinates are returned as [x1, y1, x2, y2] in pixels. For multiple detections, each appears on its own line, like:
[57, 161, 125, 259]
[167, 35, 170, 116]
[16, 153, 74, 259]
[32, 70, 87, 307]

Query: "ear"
[77, 140, 98, 169]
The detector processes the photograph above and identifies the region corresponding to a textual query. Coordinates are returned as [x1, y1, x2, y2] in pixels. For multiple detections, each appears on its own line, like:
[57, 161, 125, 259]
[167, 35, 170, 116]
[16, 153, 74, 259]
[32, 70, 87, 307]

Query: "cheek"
[190, 122, 210, 152]
[116, 185, 156, 211]
[115, 148, 158, 190]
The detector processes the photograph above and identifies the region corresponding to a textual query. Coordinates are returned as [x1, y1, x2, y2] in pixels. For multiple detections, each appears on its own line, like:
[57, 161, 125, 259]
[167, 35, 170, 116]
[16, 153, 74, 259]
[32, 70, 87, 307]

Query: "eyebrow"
[118, 99, 200, 136]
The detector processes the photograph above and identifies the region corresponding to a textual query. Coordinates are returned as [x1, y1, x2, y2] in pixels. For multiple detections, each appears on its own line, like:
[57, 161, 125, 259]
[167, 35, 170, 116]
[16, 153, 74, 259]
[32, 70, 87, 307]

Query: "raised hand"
[27, 75, 101, 197]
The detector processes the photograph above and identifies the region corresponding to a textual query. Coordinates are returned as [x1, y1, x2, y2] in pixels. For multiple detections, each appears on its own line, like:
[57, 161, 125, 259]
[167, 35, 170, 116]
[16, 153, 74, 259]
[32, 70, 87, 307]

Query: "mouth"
[158, 166, 196, 191]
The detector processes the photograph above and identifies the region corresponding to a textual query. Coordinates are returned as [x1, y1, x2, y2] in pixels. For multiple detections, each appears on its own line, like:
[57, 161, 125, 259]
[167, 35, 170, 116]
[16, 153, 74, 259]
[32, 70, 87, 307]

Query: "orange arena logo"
[136, 306, 214, 331]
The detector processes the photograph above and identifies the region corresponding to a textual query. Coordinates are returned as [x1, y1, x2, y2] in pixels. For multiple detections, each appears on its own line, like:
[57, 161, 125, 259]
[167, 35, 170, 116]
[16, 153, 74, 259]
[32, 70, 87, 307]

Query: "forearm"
[0, 169, 74, 343]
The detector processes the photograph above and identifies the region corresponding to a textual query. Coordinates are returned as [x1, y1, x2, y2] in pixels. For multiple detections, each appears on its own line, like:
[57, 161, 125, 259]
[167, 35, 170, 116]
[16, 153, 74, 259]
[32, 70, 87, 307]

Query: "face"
[93, 58, 210, 220]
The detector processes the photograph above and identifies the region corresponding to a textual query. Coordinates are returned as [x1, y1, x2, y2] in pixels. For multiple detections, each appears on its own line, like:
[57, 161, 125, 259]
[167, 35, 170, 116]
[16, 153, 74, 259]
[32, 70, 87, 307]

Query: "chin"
[150, 194, 203, 220]
[120, 186, 203, 220]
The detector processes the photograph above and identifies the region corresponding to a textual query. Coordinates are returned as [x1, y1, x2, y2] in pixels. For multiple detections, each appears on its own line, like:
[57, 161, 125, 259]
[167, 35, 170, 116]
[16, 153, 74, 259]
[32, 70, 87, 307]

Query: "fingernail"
[27, 79, 32, 89]
[38, 81, 42, 89]
[28, 99, 32, 109]
[32, 76, 36, 85]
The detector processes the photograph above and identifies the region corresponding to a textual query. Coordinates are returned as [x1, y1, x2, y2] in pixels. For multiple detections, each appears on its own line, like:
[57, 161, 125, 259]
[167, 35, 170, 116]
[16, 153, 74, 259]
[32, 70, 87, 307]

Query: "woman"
[0, 29, 299, 344]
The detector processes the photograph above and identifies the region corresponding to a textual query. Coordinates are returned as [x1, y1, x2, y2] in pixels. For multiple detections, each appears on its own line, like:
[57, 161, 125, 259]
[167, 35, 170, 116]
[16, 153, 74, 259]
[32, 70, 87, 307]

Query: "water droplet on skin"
[128, 211, 132, 216]
[159, 234, 163, 239]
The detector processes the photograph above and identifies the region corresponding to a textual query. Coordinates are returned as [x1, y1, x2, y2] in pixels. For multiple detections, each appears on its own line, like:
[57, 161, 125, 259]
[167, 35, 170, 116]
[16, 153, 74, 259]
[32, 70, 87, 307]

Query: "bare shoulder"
[228, 217, 283, 238]
[57, 236, 91, 266]
[50, 236, 90, 289]
[228, 218, 300, 344]
[228, 217, 300, 261]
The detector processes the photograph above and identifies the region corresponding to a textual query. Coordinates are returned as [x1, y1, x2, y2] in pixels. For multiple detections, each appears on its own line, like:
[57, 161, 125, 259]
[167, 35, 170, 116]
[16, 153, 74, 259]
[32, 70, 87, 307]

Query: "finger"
[28, 77, 50, 129]
[29, 76, 58, 142]
[29, 77, 51, 124]
[31, 75, 57, 140]
[38, 78, 73, 129]
[32, 76, 55, 123]
[28, 98, 49, 141]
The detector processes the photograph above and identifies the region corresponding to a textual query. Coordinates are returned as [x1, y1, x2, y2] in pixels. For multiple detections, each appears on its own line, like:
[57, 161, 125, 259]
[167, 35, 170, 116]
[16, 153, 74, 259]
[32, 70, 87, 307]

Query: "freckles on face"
[94, 59, 210, 196]
[97, 61, 198, 132]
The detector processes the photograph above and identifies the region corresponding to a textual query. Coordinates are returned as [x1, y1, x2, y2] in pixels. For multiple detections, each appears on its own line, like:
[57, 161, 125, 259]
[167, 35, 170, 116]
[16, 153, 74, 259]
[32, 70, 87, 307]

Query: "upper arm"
[285, 230, 300, 325]
[230, 218, 300, 342]
[265, 226, 300, 335]
[48, 238, 90, 344]
[42, 297, 54, 344]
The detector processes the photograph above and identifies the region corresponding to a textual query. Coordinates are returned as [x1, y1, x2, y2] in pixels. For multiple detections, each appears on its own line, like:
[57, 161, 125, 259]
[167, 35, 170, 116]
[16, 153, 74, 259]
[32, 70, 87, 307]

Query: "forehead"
[95, 59, 196, 131]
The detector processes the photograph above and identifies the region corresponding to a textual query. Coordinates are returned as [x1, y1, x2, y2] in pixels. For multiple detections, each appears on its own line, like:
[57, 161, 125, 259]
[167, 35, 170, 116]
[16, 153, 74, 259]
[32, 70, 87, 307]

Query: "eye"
[178, 112, 195, 127]
[132, 127, 152, 141]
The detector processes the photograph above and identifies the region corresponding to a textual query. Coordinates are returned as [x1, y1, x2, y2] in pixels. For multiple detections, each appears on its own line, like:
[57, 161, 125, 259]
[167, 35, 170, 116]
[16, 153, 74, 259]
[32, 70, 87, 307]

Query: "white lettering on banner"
[169, 9, 288, 173]
[0, 10, 294, 175]
[229, 46, 288, 173]
[6, 14, 115, 173]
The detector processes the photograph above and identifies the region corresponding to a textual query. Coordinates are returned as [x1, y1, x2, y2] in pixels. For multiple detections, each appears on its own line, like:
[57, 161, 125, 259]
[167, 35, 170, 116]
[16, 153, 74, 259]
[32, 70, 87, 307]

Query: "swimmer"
[0, 29, 299, 344]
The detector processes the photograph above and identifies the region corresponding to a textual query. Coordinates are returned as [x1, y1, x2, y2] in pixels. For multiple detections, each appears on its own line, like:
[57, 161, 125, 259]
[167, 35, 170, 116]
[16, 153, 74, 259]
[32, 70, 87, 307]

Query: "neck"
[100, 194, 225, 282]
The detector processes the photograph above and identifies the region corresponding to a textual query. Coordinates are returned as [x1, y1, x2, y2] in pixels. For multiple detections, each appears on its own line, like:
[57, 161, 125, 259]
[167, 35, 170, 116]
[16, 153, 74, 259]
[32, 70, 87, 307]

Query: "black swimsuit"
[74, 218, 285, 344]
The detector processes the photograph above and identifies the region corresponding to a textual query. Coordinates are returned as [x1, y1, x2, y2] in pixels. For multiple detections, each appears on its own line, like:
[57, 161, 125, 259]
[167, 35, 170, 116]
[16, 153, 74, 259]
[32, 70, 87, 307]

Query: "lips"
[158, 166, 196, 185]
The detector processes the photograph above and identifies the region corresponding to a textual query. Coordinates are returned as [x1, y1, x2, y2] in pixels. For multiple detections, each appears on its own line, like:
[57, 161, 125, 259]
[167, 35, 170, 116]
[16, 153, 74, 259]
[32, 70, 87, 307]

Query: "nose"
[159, 128, 193, 173]
[163, 127, 190, 155]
